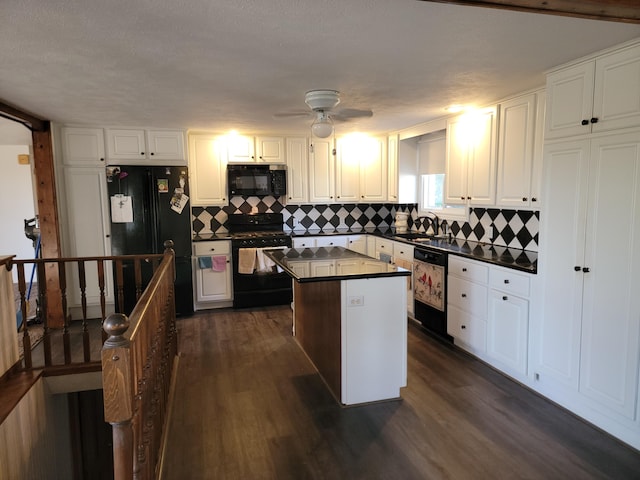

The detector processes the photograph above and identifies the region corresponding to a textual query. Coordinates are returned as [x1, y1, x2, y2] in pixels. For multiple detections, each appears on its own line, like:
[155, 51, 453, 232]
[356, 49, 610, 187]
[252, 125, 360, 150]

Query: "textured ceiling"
[2, 0, 639, 136]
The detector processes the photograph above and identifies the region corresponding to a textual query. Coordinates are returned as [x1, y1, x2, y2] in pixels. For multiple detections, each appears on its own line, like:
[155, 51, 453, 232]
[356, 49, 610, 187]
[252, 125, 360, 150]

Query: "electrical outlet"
[348, 295, 364, 307]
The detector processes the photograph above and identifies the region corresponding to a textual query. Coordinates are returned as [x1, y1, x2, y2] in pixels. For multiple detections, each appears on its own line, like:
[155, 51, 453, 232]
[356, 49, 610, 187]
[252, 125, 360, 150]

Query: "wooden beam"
[417, 0, 640, 24]
[0, 99, 48, 132]
[32, 127, 64, 328]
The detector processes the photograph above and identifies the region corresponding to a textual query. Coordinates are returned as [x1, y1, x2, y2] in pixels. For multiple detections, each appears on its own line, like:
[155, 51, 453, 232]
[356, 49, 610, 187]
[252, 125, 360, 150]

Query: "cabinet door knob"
[504, 279, 510, 284]
[140, 152, 145, 155]
[462, 267, 467, 272]
[531, 197, 537, 202]
[581, 119, 589, 125]
[100, 158, 105, 162]
[522, 197, 527, 202]
[105, 234, 110, 238]
[461, 293, 467, 298]
[583, 267, 590, 273]
[467, 196, 471, 200]
[502, 296, 508, 301]
[590, 117, 599, 124]
[461, 325, 466, 329]
[210, 248, 215, 251]
[150, 152, 155, 156]
[574, 266, 582, 271]
[460, 196, 465, 200]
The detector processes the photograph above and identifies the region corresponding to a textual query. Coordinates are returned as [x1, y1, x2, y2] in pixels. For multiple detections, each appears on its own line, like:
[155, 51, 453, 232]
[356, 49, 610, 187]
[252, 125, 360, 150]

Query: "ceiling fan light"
[311, 117, 333, 138]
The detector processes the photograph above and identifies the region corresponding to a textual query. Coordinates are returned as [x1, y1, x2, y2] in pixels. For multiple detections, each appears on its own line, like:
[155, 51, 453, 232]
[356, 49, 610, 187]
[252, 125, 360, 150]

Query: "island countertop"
[264, 246, 410, 283]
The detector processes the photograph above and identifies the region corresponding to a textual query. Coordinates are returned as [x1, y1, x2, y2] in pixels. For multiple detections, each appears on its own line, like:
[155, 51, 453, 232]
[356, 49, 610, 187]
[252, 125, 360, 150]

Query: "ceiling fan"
[274, 90, 373, 138]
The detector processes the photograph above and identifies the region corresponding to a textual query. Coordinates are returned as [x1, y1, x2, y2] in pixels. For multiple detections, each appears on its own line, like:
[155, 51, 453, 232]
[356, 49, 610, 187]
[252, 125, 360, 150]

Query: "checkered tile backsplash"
[192, 197, 540, 251]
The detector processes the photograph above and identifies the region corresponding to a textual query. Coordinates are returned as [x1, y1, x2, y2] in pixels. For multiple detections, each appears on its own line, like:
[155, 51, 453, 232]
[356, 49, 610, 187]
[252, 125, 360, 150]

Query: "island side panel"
[341, 276, 408, 405]
[293, 280, 342, 401]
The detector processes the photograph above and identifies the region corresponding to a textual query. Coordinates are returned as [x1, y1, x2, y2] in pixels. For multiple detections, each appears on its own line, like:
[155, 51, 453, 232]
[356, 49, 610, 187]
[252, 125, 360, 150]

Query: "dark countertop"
[264, 246, 411, 283]
[193, 226, 537, 273]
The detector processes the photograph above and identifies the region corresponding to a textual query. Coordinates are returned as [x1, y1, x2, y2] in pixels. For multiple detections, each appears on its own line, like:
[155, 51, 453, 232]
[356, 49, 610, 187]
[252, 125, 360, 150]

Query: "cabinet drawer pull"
[581, 119, 589, 125]
[504, 279, 510, 284]
[574, 266, 581, 271]
[583, 267, 590, 273]
[502, 296, 508, 301]
[461, 325, 466, 329]
[590, 117, 599, 124]
[461, 293, 467, 298]
[210, 248, 215, 251]
[462, 267, 467, 272]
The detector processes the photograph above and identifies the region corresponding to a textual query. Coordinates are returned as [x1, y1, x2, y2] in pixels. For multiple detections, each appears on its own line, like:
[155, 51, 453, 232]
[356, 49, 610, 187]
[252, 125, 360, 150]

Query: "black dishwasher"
[413, 246, 452, 341]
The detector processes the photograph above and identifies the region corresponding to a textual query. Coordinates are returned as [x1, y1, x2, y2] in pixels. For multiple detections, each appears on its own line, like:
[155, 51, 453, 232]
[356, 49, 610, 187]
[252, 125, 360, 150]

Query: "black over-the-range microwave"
[227, 164, 287, 197]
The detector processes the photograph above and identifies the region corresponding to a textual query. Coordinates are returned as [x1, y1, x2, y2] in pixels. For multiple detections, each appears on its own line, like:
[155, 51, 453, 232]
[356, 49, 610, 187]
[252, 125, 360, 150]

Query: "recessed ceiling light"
[444, 104, 465, 113]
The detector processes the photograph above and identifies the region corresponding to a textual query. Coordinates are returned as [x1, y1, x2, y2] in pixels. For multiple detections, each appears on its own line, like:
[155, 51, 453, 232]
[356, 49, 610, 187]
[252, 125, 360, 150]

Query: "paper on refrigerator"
[110, 195, 133, 223]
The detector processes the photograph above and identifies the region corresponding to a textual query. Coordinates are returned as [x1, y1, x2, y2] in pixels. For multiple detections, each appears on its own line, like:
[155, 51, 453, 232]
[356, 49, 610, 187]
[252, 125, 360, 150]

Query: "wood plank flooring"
[161, 306, 640, 480]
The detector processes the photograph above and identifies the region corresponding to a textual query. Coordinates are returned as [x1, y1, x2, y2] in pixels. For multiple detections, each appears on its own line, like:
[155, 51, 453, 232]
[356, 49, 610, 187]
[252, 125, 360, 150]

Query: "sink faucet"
[422, 212, 440, 235]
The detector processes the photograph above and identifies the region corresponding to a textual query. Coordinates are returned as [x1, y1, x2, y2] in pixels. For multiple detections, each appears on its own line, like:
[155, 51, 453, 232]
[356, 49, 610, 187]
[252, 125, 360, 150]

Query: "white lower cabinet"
[292, 237, 316, 248]
[487, 266, 530, 378]
[447, 261, 488, 355]
[345, 235, 367, 255]
[193, 241, 232, 308]
[448, 255, 532, 382]
[314, 236, 347, 248]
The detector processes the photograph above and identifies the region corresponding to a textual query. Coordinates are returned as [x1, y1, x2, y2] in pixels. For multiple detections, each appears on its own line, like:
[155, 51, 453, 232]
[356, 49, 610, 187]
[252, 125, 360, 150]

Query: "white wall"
[0, 145, 36, 281]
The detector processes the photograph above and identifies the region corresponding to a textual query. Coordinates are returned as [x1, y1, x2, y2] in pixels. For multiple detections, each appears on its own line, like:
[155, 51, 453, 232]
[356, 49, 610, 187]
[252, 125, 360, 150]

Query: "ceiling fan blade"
[272, 111, 313, 118]
[331, 108, 373, 121]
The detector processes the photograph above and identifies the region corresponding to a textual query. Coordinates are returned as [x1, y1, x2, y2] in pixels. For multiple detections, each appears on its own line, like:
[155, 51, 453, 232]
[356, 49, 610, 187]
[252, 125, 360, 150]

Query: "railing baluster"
[98, 259, 107, 343]
[134, 259, 143, 302]
[58, 262, 72, 365]
[116, 259, 125, 313]
[16, 263, 32, 369]
[78, 260, 91, 362]
[39, 260, 52, 367]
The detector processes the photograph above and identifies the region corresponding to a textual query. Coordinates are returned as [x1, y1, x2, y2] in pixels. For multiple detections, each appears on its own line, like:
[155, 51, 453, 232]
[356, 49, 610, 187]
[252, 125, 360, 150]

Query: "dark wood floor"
[161, 306, 640, 480]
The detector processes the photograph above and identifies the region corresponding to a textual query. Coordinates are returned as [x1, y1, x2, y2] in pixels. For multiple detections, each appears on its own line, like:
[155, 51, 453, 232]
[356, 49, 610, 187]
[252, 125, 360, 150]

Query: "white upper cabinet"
[225, 134, 255, 163]
[545, 42, 640, 139]
[496, 93, 537, 208]
[106, 128, 186, 165]
[62, 127, 106, 166]
[360, 136, 387, 202]
[285, 137, 308, 204]
[255, 136, 285, 163]
[445, 106, 498, 206]
[226, 135, 285, 163]
[335, 135, 387, 203]
[335, 137, 361, 202]
[188, 134, 228, 206]
[387, 134, 399, 202]
[308, 138, 335, 203]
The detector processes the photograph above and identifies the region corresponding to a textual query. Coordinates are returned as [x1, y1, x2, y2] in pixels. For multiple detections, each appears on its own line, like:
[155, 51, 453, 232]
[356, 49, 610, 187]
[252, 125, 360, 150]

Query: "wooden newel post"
[102, 313, 134, 480]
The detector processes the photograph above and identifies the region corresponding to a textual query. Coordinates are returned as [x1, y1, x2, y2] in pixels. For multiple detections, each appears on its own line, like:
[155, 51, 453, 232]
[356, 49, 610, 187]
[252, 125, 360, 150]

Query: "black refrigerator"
[106, 165, 193, 316]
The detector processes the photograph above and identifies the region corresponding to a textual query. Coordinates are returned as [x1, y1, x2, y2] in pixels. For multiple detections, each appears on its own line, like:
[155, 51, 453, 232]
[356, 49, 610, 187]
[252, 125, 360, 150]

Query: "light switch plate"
[18, 154, 30, 165]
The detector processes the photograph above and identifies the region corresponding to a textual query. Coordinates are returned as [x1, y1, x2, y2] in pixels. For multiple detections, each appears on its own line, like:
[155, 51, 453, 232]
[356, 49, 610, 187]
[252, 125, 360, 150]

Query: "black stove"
[227, 213, 292, 308]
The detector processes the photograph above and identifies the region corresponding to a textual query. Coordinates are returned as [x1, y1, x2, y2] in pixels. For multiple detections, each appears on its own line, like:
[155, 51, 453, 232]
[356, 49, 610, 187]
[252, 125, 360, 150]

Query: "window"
[417, 134, 466, 221]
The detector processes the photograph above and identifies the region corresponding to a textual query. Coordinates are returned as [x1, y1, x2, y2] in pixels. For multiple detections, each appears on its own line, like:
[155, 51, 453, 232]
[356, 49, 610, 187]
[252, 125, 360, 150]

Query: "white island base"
[293, 276, 408, 406]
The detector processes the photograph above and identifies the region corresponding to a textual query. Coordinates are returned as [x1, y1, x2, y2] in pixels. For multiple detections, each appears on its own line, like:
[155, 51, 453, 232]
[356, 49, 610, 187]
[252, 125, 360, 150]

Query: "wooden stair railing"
[11, 250, 165, 372]
[102, 242, 178, 480]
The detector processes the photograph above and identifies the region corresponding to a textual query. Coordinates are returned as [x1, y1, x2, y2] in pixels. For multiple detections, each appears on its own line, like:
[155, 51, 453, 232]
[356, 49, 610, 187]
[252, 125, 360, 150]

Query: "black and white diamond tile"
[191, 199, 539, 251]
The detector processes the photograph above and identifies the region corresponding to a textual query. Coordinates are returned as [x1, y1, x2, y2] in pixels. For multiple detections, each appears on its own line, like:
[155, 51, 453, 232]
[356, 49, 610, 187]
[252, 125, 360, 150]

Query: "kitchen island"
[265, 247, 411, 406]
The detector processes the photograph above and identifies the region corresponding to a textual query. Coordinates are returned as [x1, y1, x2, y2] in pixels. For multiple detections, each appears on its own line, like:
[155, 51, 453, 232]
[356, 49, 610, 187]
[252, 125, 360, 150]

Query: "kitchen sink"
[393, 232, 434, 240]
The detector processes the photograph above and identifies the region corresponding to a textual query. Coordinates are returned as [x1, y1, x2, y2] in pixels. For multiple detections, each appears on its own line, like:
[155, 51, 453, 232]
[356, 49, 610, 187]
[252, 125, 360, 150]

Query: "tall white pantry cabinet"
[536, 39, 640, 449]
